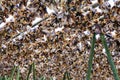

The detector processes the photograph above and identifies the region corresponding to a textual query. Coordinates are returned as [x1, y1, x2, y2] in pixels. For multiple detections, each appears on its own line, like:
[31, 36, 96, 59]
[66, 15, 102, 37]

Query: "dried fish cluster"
[0, 0, 120, 79]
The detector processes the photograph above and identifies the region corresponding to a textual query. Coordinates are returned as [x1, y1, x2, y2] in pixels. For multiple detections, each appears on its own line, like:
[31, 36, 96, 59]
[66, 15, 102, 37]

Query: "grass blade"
[2, 76, 8, 80]
[10, 66, 16, 80]
[86, 33, 96, 80]
[32, 63, 36, 80]
[0, 77, 3, 80]
[50, 77, 53, 80]
[100, 34, 120, 80]
[26, 64, 33, 80]
[63, 71, 67, 80]
[39, 76, 46, 80]
[16, 66, 20, 80]
[66, 72, 71, 80]
[63, 71, 71, 80]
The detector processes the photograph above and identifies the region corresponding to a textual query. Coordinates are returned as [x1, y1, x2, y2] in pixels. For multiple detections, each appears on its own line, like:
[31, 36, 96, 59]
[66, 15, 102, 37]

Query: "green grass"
[16, 66, 20, 80]
[10, 66, 17, 80]
[0, 63, 71, 80]
[0, 33, 119, 80]
[100, 34, 120, 80]
[86, 33, 96, 80]
[86, 33, 120, 80]
[63, 71, 71, 80]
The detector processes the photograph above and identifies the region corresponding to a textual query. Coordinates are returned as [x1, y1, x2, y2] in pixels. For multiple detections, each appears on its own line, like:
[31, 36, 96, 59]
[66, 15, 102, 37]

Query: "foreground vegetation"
[0, 0, 120, 80]
[0, 33, 119, 80]
[0, 63, 71, 80]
